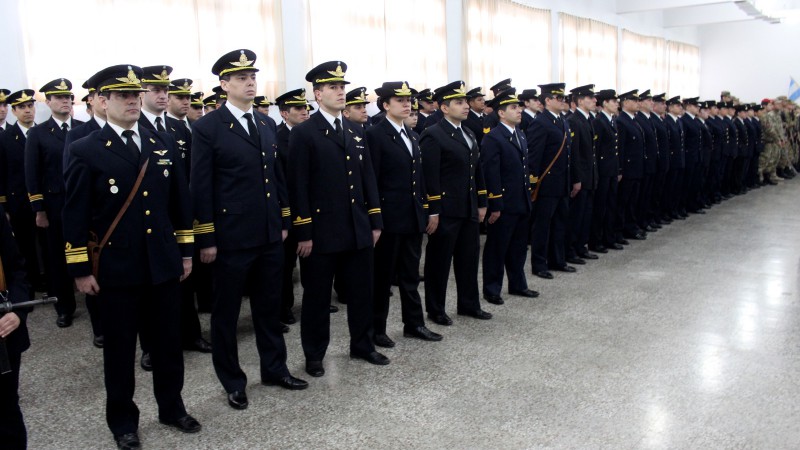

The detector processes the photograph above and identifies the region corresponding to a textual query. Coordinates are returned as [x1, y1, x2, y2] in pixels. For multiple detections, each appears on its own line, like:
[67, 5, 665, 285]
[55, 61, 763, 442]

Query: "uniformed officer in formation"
[463, 87, 486, 146]
[191, 49, 307, 411]
[421, 80, 491, 325]
[288, 60, 389, 377]
[187, 92, 205, 123]
[343, 86, 370, 130]
[63, 64, 201, 449]
[367, 81, 442, 346]
[649, 93, 672, 225]
[664, 96, 686, 220]
[634, 90, 661, 233]
[0, 89, 10, 132]
[615, 89, 646, 242]
[589, 89, 621, 253]
[25, 78, 82, 328]
[480, 88, 538, 305]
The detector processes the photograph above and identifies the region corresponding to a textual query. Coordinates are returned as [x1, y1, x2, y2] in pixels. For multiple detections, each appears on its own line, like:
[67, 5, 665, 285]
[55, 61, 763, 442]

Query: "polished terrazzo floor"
[19, 179, 800, 449]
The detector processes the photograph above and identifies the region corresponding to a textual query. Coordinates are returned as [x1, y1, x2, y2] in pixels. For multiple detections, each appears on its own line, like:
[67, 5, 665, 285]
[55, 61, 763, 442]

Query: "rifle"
[0, 295, 57, 374]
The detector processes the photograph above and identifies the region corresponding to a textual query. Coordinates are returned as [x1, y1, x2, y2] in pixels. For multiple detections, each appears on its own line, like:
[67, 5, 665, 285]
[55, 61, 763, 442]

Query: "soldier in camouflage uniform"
[759, 100, 784, 184]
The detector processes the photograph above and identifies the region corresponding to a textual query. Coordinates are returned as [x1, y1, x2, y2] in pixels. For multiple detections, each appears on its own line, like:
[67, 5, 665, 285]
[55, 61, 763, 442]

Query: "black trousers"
[591, 176, 618, 248]
[616, 177, 641, 236]
[566, 189, 592, 258]
[651, 170, 668, 219]
[665, 168, 684, 214]
[9, 208, 38, 299]
[41, 209, 76, 316]
[192, 251, 213, 313]
[178, 269, 202, 347]
[424, 216, 481, 316]
[719, 156, 733, 196]
[682, 157, 698, 210]
[100, 280, 186, 437]
[637, 174, 655, 229]
[300, 246, 375, 360]
[731, 156, 745, 194]
[707, 159, 721, 199]
[530, 196, 568, 273]
[281, 232, 298, 316]
[211, 242, 288, 393]
[483, 212, 530, 296]
[0, 351, 25, 450]
[85, 294, 102, 337]
[373, 231, 424, 333]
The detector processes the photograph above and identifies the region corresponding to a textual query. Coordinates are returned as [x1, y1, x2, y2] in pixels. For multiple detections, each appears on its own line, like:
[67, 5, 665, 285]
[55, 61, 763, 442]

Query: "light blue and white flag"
[790, 77, 800, 101]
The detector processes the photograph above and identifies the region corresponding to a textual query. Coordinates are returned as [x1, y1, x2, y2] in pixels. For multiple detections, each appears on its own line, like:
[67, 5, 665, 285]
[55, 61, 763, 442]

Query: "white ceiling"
[616, 0, 800, 26]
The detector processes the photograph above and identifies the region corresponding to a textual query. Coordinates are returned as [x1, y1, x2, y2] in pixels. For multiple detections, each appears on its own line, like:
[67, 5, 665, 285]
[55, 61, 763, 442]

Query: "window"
[560, 13, 617, 90]
[667, 40, 701, 97]
[620, 30, 668, 94]
[463, 0, 551, 92]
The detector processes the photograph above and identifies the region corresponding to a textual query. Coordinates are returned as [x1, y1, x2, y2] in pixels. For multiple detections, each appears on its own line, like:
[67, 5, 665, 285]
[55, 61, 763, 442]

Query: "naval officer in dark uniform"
[421, 81, 491, 326]
[479, 88, 538, 305]
[288, 61, 389, 377]
[565, 84, 598, 262]
[191, 50, 308, 411]
[63, 64, 201, 450]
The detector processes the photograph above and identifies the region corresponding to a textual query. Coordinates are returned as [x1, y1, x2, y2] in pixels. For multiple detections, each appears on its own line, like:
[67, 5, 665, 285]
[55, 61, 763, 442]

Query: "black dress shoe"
[227, 391, 248, 410]
[534, 270, 554, 279]
[306, 360, 325, 377]
[607, 243, 624, 250]
[281, 310, 296, 325]
[457, 309, 492, 320]
[262, 375, 309, 390]
[140, 353, 152, 372]
[282, 324, 290, 333]
[588, 245, 608, 254]
[159, 414, 202, 433]
[628, 233, 646, 240]
[186, 337, 212, 353]
[565, 256, 586, 265]
[577, 252, 599, 260]
[56, 314, 73, 328]
[483, 293, 504, 305]
[115, 432, 141, 450]
[373, 333, 396, 348]
[403, 326, 443, 341]
[93, 335, 104, 349]
[509, 289, 539, 298]
[616, 238, 630, 245]
[329, 304, 339, 313]
[350, 350, 390, 365]
[644, 225, 657, 232]
[552, 265, 576, 273]
[427, 313, 453, 326]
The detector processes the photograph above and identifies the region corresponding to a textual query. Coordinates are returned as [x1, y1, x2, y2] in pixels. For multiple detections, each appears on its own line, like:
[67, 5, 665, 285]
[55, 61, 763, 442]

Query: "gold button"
[351, 199, 355, 203]
[316, 209, 320, 212]
[146, 228, 152, 234]
[145, 210, 150, 215]
[267, 193, 271, 198]
[347, 156, 350, 160]
[265, 179, 269, 183]
[348, 171, 352, 175]
[143, 191, 148, 197]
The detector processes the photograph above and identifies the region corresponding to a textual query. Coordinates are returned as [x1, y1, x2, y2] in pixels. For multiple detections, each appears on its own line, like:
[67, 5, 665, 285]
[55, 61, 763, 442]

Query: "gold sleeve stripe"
[193, 223, 215, 234]
[477, 190, 488, 195]
[66, 254, 89, 264]
[367, 208, 381, 214]
[427, 195, 441, 201]
[488, 193, 503, 199]
[281, 210, 291, 217]
[175, 229, 193, 235]
[293, 216, 312, 225]
[28, 193, 44, 202]
[422, 204, 429, 209]
[176, 235, 194, 244]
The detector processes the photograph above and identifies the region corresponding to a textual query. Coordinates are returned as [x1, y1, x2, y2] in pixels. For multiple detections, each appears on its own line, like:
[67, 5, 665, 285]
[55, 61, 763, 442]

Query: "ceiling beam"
[661, 2, 754, 26]
[617, 0, 731, 14]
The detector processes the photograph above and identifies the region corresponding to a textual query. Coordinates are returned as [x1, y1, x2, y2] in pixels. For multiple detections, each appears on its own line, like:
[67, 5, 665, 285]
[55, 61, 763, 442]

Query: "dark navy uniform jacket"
[680, 114, 702, 165]
[288, 111, 383, 254]
[0, 204, 31, 354]
[722, 116, 739, 158]
[191, 106, 290, 251]
[734, 118, 750, 158]
[420, 118, 487, 219]
[650, 114, 670, 174]
[636, 112, 659, 175]
[617, 111, 645, 180]
[462, 110, 485, 147]
[743, 118, 757, 157]
[0, 123, 32, 214]
[64, 117, 103, 168]
[365, 117, 427, 234]
[479, 122, 531, 215]
[706, 116, 726, 162]
[63, 124, 193, 287]
[566, 109, 597, 190]
[139, 114, 192, 177]
[527, 110, 572, 198]
[593, 112, 619, 178]
[665, 114, 685, 169]
[25, 117, 83, 215]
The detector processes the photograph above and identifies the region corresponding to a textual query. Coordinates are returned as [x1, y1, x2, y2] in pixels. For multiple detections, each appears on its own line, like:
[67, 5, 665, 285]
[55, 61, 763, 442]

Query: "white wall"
[699, 20, 800, 102]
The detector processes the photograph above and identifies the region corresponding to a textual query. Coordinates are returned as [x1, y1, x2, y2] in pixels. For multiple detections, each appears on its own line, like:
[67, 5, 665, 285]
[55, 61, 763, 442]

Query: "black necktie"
[243, 113, 260, 147]
[61, 122, 69, 137]
[155, 116, 165, 132]
[455, 126, 470, 148]
[334, 117, 343, 138]
[121, 129, 140, 160]
[512, 131, 521, 149]
[400, 128, 412, 153]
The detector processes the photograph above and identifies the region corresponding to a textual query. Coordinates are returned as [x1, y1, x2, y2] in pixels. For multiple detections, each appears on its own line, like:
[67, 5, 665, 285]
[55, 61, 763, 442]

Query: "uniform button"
[316, 209, 320, 212]
[351, 199, 355, 203]
[267, 193, 271, 198]
[264, 165, 267, 169]
[265, 179, 269, 183]
[348, 171, 352, 175]
[146, 228, 152, 234]
[145, 210, 150, 215]
[143, 191, 148, 197]
[413, 181, 416, 185]
[350, 185, 354, 189]
[262, 152, 266, 156]
[223, 208, 227, 213]
[347, 156, 350, 160]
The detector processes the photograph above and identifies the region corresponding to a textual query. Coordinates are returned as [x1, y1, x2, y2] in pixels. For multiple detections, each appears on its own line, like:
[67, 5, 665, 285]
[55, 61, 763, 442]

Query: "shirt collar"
[623, 111, 636, 120]
[525, 109, 536, 118]
[166, 112, 186, 122]
[601, 110, 614, 121]
[471, 109, 483, 117]
[576, 108, 590, 120]
[225, 101, 254, 120]
[318, 107, 343, 129]
[640, 111, 651, 118]
[500, 122, 515, 134]
[444, 117, 462, 129]
[685, 111, 695, 119]
[548, 110, 560, 120]
[141, 108, 167, 128]
[93, 115, 107, 128]
[16, 122, 30, 135]
[107, 121, 140, 140]
[668, 113, 680, 121]
[52, 116, 70, 129]
[386, 116, 405, 134]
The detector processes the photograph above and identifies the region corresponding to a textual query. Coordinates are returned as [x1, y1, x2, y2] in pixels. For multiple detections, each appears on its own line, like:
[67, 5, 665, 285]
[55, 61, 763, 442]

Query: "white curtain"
[667, 40, 701, 97]
[620, 30, 668, 94]
[18, 0, 285, 102]
[462, 0, 551, 93]
[307, 0, 448, 98]
[560, 13, 618, 91]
